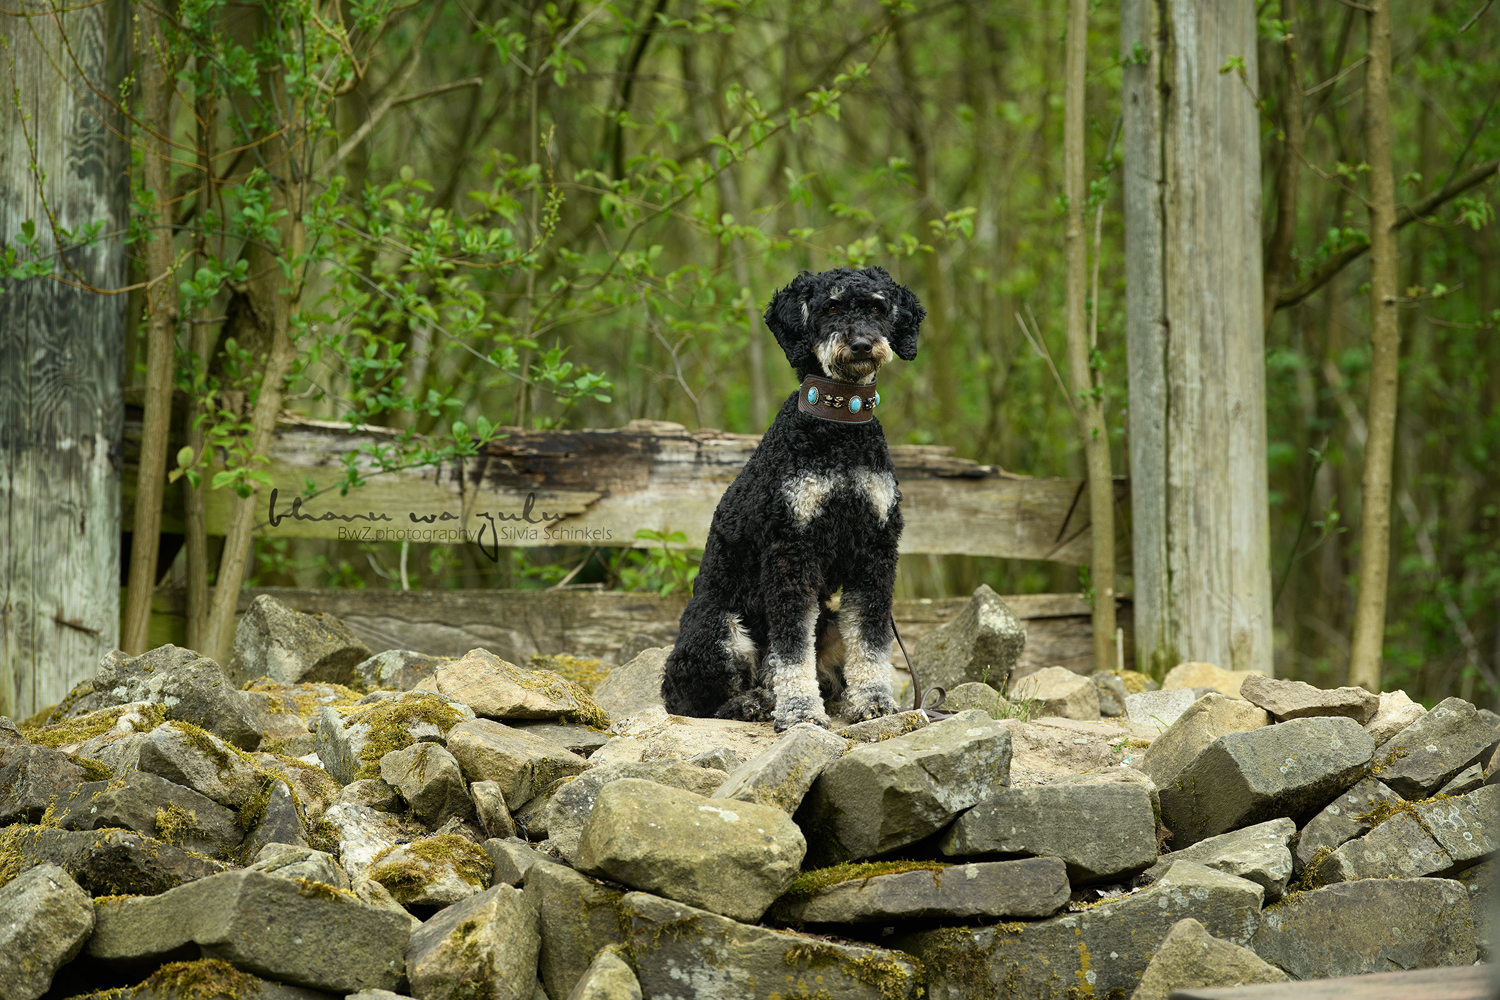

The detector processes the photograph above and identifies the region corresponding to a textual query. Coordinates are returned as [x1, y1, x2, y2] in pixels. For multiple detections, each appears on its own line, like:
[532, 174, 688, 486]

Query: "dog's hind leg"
[836, 589, 901, 723]
[661, 604, 753, 718]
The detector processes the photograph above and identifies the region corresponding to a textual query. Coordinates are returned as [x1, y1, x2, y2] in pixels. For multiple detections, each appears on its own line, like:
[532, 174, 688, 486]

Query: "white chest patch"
[782, 468, 898, 528]
[855, 468, 899, 526]
[783, 473, 837, 527]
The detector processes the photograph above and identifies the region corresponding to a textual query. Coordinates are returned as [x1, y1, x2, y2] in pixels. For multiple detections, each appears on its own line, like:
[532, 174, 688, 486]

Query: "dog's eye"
[827, 306, 837, 314]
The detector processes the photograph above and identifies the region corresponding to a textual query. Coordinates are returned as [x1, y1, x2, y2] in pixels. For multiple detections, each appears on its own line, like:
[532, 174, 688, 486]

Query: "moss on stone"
[342, 693, 468, 780]
[528, 654, 611, 693]
[154, 803, 202, 847]
[842, 950, 923, 1000]
[140, 959, 261, 1000]
[293, 877, 355, 902]
[368, 833, 494, 898]
[237, 780, 274, 834]
[307, 817, 340, 854]
[26, 703, 168, 748]
[67, 754, 114, 782]
[782, 860, 949, 903]
[244, 678, 363, 723]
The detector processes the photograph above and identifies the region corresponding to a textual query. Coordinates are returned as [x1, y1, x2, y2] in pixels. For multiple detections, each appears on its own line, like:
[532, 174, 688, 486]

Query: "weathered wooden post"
[1121, 0, 1273, 676]
[0, 0, 128, 717]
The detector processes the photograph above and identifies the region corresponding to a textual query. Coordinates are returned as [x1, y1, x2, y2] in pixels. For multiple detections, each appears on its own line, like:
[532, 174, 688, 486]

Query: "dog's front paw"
[844, 684, 900, 723]
[773, 693, 831, 732]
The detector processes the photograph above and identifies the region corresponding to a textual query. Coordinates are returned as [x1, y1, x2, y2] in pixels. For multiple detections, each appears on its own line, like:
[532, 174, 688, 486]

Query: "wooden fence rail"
[126, 406, 1130, 565]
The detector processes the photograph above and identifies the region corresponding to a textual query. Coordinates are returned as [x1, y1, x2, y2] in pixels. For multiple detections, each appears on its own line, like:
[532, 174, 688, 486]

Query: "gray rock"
[0, 716, 22, 744]
[1091, 670, 1127, 717]
[347, 992, 415, 1000]
[1139, 693, 1269, 791]
[336, 778, 404, 813]
[1251, 877, 1475, 978]
[406, 883, 539, 1000]
[1160, 663, 1260, 699]
[510, 721, 611, 758]
[911, 584, 1026, 694]
[0, 826, 229, 896]
[622, 891, 922, 1000]
[1363, 689, 1427, 745]
[316, 693, 476, 785]
[242, 778, 310, 857]
[125, 961, 339, 1000]
[423, 649, 606, 725]
[1440, 762, 1485, 796]
[242, 689, 316, 746]
[711, 724, 849, 815]
[88, 869, 413, 993]
[1457, 859, 1493, 961]
[616, 634, 659, 665]
[834, 710, 928, 745]
[589, 647, 668, 721]
[942, 682, 1008, 715]
[575, 778, 805, 923]
[380, 743, 475, 828]
[1373, 696, 1500, 798]
[1239, 673, 1379, 724]
[66, 729, 150, 778]
[684, 746, 742, 771]
[367, 834, 493, 909]
[797, 709, 1011, 866]
[1006, 666, 1101, 720]
[1125, 688, 1198, 729]
[524, 861, 627, 1000]
[55, 771, 243, 856]
[0, 864, 94, 1000]
[1143, 818, 1294, 900]
[354, 650, 452, 693]
[1158, 716, 1374, 848]
[252, 753, 341, 824]
[1129, 917, 1289, 1000]
[471, 780, 516, 840]
[0, 743, 92, 825]
[770, 856, 1068, 924]
[447, 719, 589, 811]
[138, 721, 263, 807]
[484, 839, 549, 886]
[248, 845, 345, 887]
[941, 772, 1157, 883]
[900, 861, 1264, 1000]
[1312, 810, 1453, 884]
[231, 594, 372, 687]
[1294, 776, 1404, 871]
[320, 803, 416, 878]
[1420, 784, 1497, 868]
[542, 761, 726, 862]
[85, 644, 261, 750]
[565, 947, 640, 1000]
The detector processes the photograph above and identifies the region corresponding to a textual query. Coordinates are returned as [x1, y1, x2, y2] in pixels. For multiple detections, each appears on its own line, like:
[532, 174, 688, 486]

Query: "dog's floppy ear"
[865, 266, 925, 361]
[763, 270, 817, 371]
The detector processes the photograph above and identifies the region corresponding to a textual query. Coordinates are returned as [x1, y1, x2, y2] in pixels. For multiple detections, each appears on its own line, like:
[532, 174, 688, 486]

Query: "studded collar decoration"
[797, 374, 880, 423]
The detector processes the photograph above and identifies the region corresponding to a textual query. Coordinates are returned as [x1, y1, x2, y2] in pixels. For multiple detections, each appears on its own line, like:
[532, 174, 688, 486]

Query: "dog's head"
[762, 266, 925, 382]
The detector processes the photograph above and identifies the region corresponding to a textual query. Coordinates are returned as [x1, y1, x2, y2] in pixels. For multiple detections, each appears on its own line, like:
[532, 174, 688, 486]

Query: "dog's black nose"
[850, 337, 873, 357]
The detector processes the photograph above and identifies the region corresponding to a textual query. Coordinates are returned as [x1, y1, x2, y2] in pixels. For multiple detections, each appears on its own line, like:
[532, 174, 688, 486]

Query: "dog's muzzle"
[799, 375, 879, 423]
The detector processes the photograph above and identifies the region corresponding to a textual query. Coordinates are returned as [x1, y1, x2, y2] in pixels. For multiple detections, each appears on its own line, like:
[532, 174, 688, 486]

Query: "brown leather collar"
[798, 375, 879, 423]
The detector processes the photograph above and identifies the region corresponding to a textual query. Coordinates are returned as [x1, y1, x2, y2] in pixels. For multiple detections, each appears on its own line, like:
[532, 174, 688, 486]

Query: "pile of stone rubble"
[0, 591, 1493, 1000]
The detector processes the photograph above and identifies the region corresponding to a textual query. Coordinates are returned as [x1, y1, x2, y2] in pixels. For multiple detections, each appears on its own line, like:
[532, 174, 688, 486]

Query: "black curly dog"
[660, 266, 925, 731]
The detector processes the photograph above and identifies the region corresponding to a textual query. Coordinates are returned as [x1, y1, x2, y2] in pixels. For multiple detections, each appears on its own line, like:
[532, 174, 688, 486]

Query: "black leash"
[891, 615, 953, 720]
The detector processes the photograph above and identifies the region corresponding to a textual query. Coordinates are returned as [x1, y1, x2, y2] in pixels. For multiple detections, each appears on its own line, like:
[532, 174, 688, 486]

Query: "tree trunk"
[121, 3, 179, 654]
[1122, 0, 1273, 676]
[0, 0, 128, 716]
[1262, 0, 1303, 333]
[1064, 0, 1115, 671]
[1346, 0, 1399, 693]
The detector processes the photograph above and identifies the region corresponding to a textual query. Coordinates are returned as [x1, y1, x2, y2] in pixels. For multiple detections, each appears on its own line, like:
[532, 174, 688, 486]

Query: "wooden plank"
[150, 587, 1132, 677]
[1169, 963, 1493, 1000]
[1, 0, 128, 718]
[123, 410, 1131, 565]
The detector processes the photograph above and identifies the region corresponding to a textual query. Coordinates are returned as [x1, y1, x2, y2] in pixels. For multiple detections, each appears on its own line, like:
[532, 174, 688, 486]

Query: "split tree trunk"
[1063, 0, 1116, 671]
[1347, 1, 1399, 692]
[121, 3, 179, 654]
[1121, 0, 1273, 676]
[0, 0, 128, 716]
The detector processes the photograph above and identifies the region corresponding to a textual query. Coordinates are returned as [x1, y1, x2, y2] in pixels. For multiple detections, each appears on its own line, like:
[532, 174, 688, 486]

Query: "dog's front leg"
[763, 586, 829, 732]
[837, 581, 901, 723]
